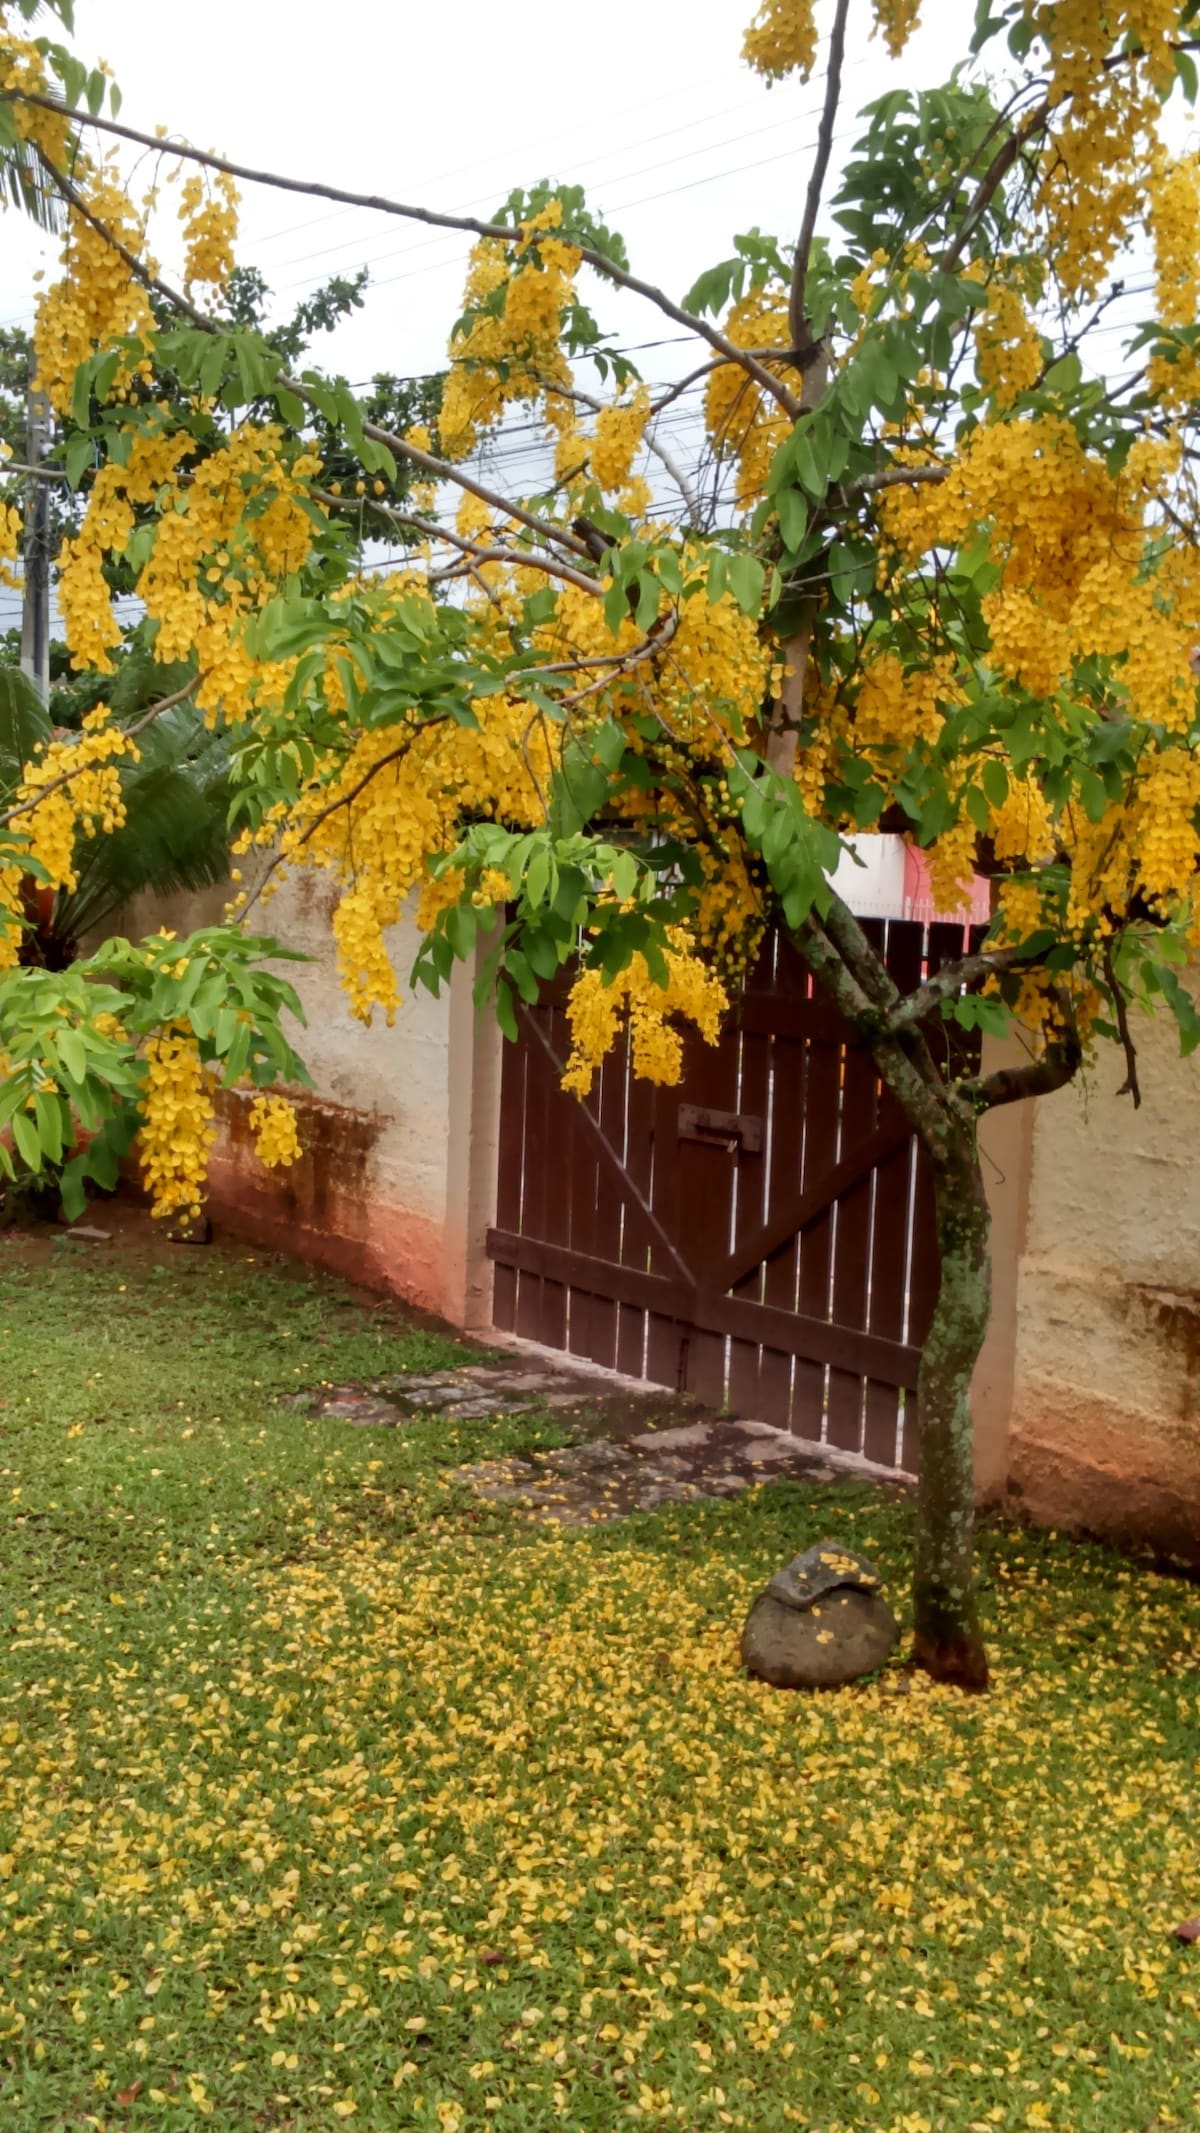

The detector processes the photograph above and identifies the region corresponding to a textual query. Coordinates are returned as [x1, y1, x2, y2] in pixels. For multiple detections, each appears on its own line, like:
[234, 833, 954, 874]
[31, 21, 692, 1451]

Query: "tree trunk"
[911, 1134, 992, 1690]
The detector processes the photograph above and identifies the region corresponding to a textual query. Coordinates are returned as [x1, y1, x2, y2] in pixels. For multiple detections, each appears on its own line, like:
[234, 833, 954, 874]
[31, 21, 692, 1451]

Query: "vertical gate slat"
[564, 1018, 600, 1362]
[583, 1036, 626, 1371]
[512, 1006, 551, 1342]
[534, 1005, 570, 1348]
[823, 1047, 877, 1455]
[755, 936, 804, 1428]
[862, 921, 927, 1464]
[614, 1045, 650, 1380]
[490, 1021, 526, 1333]
[793, 988, 841, 1441]
[646, 1081, 687, 1389]
[824, 918, 886, 1455]
[726, 946, 775, 1419]
[677, 1016, 742, 1409]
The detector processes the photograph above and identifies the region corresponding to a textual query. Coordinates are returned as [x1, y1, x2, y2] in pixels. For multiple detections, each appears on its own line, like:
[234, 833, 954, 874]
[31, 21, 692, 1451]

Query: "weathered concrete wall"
[1003, 998, 1200, 1561]
[120, 874, 501, 1327]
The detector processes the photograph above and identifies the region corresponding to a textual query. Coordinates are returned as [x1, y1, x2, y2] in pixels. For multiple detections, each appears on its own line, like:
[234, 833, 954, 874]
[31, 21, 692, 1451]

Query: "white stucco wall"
[121, 872, 501, 1324]
[1005, 990, 1200, 1557]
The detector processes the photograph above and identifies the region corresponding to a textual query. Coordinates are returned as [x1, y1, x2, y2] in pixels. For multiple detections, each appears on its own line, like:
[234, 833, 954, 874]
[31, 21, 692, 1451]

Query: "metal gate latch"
[678, 1105, 763, 1154]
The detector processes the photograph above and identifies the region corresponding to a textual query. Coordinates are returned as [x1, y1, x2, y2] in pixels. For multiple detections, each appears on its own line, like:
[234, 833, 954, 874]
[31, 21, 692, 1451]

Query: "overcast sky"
[3, 0, 977, 384]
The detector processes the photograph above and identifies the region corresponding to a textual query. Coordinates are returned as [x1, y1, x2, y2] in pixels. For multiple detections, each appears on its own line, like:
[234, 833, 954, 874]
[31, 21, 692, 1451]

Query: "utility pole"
[19, 362, 50, 707]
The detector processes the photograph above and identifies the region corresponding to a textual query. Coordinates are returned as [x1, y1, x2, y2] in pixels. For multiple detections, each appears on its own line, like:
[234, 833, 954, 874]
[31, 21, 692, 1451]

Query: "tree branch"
[886, 946, 1028, 1032]
[35, 146, 598, 565]
[360, 500, 603, 597]
[789, 0, 850, 361]
[1102, 938, 1141, 1109]
[15, 89, 802, 417]
[940, 100, 1046, 274]
[961, 995, 1083, 1111]
[793, 910, 960, 1147]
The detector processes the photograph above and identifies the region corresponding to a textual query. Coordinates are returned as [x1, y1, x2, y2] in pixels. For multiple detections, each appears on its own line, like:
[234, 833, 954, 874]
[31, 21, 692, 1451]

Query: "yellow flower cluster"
[847, 652, 955, 760]
[705, 288, 792, 509]
[56, 412, 319, 714]
[262, 647, 559, 1025]
[924, 815, 979, 912]
[561, 936, 728, 1096]
[0, 13, 71, 170]
[56, 425, 194, 673]
[438, 205, 580, 460]
[179, 169, 240, 295]
[0, 859, 23, 972]
[34, 155, 156, 417]
[590, 385, 651, 496]
[1025, 0, 1180, 298]
[248, 1092, 302, 1169]
[1147, 154, 1200, 410]
[138, 1030, 216, 1219]
[1128, 747, 1200, 907]
[872, 0, 922, 58]
[881, 416, 1194, 727]
[0, 497, 20, 588]
[973, 286, 1043, 411]
[741, 0, 919, 83]
[741, 0, 818, 80]
[14, 711, 134, 895]
[989, 777, 1055, 868]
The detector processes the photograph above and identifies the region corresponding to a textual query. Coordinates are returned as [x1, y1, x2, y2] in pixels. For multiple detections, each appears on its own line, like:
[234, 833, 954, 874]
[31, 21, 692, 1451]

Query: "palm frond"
[0, 665, 52, 800]
[0, 139, 64, 234]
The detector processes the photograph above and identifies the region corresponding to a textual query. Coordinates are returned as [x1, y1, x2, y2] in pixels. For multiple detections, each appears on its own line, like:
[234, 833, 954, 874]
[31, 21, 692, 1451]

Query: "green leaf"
[11, 1107, 40, 1172]
[63, 432, 93, 490]
[776, 487, 808, 552]
[275, 384, 307, 427]
[33, 1090, 64, 1165]
[726, 554, 765, 616]
[634, 570, 662, 631]
[495, 979, 519, 1043]
[981, 760, 1008, 809]
[1077, 767, 1109, 824]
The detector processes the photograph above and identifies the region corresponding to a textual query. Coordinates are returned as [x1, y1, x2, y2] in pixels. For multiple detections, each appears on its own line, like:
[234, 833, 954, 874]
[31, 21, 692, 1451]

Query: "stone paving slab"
[451, 1416, 841, 1525]
[282, 1354, 856, 1523]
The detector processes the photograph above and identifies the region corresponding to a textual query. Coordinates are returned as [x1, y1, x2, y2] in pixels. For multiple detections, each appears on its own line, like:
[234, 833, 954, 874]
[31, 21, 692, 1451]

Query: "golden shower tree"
[3, 0, 1200, 1680]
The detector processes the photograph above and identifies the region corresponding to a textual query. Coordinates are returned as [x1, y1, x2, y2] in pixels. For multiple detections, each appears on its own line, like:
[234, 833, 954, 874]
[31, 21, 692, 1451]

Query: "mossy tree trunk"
[911, 1133, 992, 1690]
[793, 896, 1081, 1690]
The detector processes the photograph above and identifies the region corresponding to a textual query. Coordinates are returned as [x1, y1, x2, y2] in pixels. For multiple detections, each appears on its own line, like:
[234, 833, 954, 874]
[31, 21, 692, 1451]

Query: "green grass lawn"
[0, 1234, 1197, 2133]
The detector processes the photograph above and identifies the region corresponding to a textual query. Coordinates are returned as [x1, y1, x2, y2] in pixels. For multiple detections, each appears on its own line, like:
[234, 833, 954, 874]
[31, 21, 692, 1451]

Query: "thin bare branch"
[1102, 938, 1142, 1108]
[844, 463, 949, 498]
[14, 88, 802, 417]
[789, 0, 851, 361]
[35, 147, 598, 566]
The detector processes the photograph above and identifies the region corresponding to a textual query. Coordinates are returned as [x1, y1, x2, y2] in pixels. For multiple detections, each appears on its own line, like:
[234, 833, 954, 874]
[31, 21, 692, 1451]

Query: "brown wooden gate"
[486, 921, 981, 1474]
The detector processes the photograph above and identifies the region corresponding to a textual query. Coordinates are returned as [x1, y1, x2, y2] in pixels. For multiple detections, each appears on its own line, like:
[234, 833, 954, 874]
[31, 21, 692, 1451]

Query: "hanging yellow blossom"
[179, 168, 240, 295]
[705, 288, 791, 509]
[742, 0, 818, 80]
[561, 937, 728, 1097]
[138, 1030, 216, 1219]
[248, 1093, 302, 1169]
[591, 386, 651, 495]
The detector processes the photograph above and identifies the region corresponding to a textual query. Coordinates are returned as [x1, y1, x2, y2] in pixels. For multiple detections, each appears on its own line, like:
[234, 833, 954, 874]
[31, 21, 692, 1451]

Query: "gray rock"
[740, 1539, 899, 1690]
